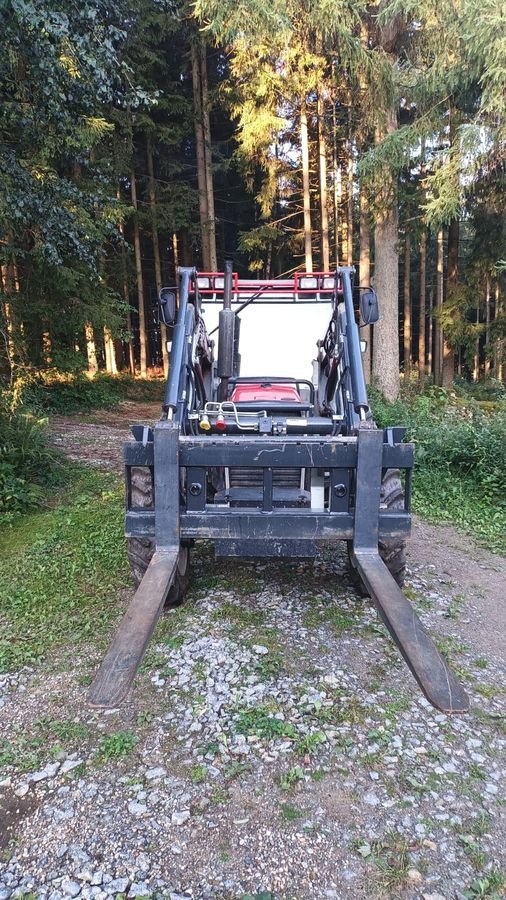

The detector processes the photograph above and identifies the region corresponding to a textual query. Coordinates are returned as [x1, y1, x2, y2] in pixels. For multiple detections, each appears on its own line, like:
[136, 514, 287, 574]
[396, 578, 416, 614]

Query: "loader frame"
[89, 265, 469, 714]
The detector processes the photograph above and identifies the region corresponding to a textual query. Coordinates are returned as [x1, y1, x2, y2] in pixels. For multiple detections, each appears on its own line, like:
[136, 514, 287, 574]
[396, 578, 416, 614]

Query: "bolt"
[333, 483, 347, 498]
[190, 483, 202, 496]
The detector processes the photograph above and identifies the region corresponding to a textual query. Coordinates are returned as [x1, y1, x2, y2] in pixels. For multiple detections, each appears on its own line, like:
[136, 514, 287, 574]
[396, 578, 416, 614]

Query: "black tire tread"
[127, 467, 189, 607]
[347, 468, 407, 593]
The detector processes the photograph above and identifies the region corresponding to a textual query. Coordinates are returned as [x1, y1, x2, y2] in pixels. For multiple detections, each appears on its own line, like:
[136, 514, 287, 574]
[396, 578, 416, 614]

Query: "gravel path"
[0, 403, 504, 900]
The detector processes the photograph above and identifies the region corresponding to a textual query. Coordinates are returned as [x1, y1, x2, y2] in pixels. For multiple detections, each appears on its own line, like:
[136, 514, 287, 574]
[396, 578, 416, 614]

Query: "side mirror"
[158, 287, 177, 326]
[360, 288, 379, 325]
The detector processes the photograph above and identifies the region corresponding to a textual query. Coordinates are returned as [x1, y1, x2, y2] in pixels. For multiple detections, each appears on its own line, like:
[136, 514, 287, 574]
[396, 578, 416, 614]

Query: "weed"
[279, 766, 304, 791]
[280, 802, 304, 821]
[355, 832, 413, 893]
[190, 764, 208, 784]
[294, 731, 325, 756]
[473, 658, 489, 669]
[235, 706, 297, 741]
[463, 871, 505, 898]
[214, 602, 264, 628]
[95, 730, 137, 763]
[459, 836, 487, 870]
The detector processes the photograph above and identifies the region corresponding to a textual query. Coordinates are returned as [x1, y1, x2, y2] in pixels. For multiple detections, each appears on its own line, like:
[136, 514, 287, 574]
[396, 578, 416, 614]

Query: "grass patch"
[0, 465, 129, 671]
[0, 717, 92, 773]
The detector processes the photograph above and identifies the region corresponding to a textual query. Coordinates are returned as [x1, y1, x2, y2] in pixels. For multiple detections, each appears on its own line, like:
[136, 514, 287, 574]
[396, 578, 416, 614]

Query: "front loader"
[89, 263, 469, 714]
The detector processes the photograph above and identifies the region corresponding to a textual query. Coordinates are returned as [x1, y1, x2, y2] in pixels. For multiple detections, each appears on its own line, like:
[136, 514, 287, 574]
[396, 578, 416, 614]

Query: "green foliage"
[370, 385, 506, 552]
[0, 394, 59, 511]
[96, 730, 138, 763]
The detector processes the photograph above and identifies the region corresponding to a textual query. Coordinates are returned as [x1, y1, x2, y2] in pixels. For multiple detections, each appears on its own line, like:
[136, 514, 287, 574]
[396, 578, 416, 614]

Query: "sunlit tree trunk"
[418, 229, 427, 380]
[104, 326, 117, 374]
[317, 92, 330, 271]
[131, 169, 148, 378]
[359, 186, 371, 383]
[85, 322, 98, 374]
[372, 109, 400, 400]
[172, 232, 179, 278]
[147, 133, 169, 376]
[300, 100, 313, 272]
[403, 233, 411, 376]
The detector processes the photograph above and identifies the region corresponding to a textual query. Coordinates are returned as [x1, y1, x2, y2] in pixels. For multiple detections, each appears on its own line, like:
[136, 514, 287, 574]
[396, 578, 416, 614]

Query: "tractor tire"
[127, 467, 190, 608]
[347, 468, 406, 593]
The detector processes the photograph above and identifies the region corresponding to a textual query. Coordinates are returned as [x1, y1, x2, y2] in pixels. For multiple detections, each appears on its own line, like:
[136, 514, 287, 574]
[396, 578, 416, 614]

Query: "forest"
[1, 0, 505, 396]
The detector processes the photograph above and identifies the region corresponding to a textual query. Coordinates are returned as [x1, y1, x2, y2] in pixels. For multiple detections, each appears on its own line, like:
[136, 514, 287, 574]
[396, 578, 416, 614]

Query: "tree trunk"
[131, 170, 148, 378]
[346, 142, 353, 265]
[428, 285, 434, 376]
[300, 101, 313, 272]
[172, 232, 179, 278]
[494, 284, 503, 380]
[147, 133, 169, 376]
[199, 38, 217, 271]
[372, 108, 400, 401]
[85, 322, 98, 374]
[434, 228, 444, 385]
[442, 217, 459, 387]
[117, 186, 135, 375]
[317, 92, 330, 271]
[484, 274, 491, 376]
[332, 104, 339, 267]
[403, 234, 411, 376]
[191, 40, 210, 270]
[473, 302, 480, 382]
[104, 326, 117, 374]
[359, 186, 371, 383]
[418, 229, 427, 380]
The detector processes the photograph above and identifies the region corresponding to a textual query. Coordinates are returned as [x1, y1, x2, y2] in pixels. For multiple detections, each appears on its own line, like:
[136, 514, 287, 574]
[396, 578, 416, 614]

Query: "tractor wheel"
[127, 467, 190, 607]
[347, 468, 406, 593]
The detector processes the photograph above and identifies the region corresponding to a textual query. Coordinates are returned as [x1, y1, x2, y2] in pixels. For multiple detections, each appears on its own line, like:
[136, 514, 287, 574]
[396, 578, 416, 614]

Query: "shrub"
[12, 369, 163, 415]
[0, 396, 59, 512]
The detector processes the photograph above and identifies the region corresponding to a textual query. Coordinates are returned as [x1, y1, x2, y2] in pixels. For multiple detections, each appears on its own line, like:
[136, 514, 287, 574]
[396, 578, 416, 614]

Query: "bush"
[369, 385, 506, 502]
[0, 398, 59, 512]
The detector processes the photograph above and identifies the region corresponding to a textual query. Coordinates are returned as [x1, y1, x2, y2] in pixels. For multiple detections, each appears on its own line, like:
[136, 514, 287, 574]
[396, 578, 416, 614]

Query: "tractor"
[89, 262, 468, 714]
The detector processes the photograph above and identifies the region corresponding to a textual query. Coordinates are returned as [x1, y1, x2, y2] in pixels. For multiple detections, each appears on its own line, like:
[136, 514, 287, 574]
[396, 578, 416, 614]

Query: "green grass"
[0, 717, 92, 773]
[0, 466, 129, 671]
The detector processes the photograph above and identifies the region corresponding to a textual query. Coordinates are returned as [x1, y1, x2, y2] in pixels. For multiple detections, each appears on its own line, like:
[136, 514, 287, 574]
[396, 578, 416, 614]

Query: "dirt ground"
[0, 401, 504, 900]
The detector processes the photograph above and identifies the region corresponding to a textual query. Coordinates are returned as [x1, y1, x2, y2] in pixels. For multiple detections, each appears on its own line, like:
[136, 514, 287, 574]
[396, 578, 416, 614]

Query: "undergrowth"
[370, 385, 506, 554]
[0, 465, 128, 671]
[12, 369, 163, 415]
